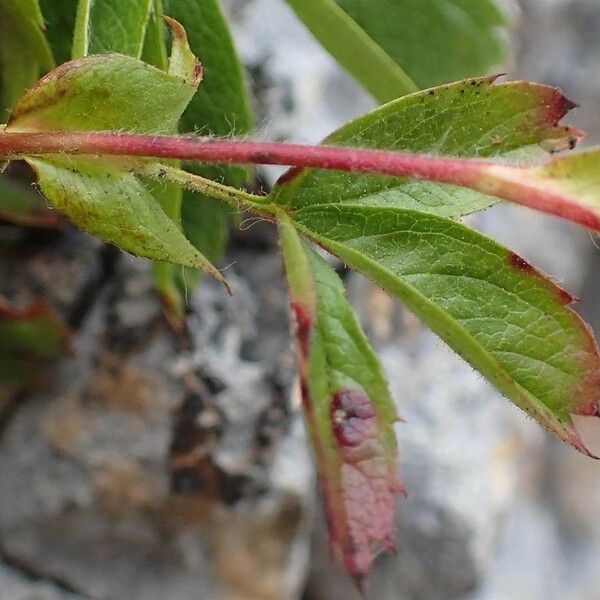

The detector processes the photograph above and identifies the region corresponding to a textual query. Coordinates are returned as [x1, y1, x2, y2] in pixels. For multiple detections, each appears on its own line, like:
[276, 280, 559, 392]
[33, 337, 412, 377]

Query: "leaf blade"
[0, 0, 54, 115]
[280, 216, 402, 586]
[27, 156, 223, 281]
[6, 53, 196, 134]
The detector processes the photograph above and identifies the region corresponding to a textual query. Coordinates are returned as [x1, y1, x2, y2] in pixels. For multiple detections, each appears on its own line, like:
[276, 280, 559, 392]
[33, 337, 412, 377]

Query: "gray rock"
[0, 256, 313, 600]
[0, 561, 84, 600]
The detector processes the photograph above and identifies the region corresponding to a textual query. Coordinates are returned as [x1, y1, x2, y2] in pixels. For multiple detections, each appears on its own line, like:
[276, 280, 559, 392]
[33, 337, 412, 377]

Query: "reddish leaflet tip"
[542, 87, 579, 124]
[507, 251, 533, 272]
[573, 363, 600, 418]
[564, 423, 599, 459]
[193, 62, 203, 81]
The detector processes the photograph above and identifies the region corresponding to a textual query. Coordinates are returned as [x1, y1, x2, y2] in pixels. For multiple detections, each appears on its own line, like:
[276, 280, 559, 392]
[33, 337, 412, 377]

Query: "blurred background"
[2, 1, 600, 599]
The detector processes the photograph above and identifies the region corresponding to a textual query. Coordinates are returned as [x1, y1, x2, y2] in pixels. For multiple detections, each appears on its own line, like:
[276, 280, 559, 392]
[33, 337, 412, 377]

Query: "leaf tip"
[162, 15, 203, 86]
[327, 389, 402, 585]
[539, 85, 580, 126]
[564, 423, 599, 459]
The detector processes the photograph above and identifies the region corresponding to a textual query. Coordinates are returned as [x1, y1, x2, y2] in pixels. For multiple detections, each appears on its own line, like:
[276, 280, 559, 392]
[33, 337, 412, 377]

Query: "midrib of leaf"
[285, 0, 418, 103]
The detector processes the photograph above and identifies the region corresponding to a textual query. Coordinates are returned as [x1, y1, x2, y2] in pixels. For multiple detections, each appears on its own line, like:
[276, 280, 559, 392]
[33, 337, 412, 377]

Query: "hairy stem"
[0, 129, 494, 186]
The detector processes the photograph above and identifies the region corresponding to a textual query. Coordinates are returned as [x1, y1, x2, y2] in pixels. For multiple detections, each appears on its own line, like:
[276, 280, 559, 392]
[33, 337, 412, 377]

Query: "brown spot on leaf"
[331, 389, 376, 448]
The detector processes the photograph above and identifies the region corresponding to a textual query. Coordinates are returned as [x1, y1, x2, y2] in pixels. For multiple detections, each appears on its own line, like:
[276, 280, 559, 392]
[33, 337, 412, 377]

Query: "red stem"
[0, 131, 495, 187]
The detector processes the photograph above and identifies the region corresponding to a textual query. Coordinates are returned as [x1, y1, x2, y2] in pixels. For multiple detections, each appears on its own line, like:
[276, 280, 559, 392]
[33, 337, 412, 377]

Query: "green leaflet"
[285, 0, 418, 103]
[270, 77, 578, 218]
[141, 0, 168, 69]
[292, 203, 600, 455]
[279, 216, 401, 585]
[72, 0, 153, 59]
[336, 0, 507, 89]
[6, 53, 195, 133]
[181, 198, 230, 264]
[38, 0, 78, 65]
[5, 23, 224, 282]
[27, 156, 215, 271]
[0, 0, 54, 116]
[163, 0, 254, 284]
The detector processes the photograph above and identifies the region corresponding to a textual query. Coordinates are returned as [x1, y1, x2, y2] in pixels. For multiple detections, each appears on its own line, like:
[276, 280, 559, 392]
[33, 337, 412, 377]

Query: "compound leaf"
[27, 155, 211, 270]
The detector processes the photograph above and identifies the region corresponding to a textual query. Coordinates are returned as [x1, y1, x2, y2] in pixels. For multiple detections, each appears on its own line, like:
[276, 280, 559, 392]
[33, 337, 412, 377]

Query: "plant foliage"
[1, 0, 600, 591]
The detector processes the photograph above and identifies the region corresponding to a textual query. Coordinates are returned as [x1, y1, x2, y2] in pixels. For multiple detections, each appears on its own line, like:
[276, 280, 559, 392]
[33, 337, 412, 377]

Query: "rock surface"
[0, 250, 312, 600]
[0, 561, 83, 600]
